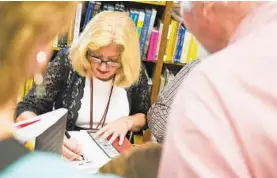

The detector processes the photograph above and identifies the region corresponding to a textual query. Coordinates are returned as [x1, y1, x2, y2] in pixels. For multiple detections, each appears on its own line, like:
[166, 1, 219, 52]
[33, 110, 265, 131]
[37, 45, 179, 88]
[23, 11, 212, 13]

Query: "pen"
[65, 131, 85, 161]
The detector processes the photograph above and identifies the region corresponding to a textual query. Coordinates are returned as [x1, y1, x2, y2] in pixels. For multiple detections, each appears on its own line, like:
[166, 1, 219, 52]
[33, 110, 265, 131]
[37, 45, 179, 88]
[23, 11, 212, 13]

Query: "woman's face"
[87, 44, 122, 81]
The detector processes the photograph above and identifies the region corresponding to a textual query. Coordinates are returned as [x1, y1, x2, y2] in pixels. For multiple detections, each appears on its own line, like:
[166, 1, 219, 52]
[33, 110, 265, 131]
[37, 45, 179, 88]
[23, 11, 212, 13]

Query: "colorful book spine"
[139, 9, 152, 57]
[82, 2, 95, 30]
[136, 11, 145, 38]
[174, 26, 186, 63]
[133, 10, 139, 25]
[155, 22, 163, 60]
[147, 30, 159, 61]
[180, 31, 192, 64]
[143, 8, 157, 58]
[129, 9, 136, 24]
[73, 3, 82, 43]
[165, 19, 178, 63]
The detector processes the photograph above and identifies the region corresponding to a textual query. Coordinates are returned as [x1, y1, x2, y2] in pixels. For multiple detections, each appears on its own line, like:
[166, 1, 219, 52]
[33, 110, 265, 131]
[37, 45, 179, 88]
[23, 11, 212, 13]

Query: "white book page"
[14, 108, 68, 141]
[68, 131, 111, 173]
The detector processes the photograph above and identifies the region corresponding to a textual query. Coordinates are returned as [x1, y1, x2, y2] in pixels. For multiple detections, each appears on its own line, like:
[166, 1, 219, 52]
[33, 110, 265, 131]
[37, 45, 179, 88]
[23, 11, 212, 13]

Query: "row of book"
[53, 1, 163, 62]
[163, 19, 202, 65]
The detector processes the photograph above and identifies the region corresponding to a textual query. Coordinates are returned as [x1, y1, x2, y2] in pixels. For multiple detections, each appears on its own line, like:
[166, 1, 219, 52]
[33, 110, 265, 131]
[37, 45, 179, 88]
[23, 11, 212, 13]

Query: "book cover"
[139, 9, 152, 57]
[143, 8, 157, 58]
[73, 3, 83, 43]
[147, 30, 159, 61]
[136, 10, 145, 38]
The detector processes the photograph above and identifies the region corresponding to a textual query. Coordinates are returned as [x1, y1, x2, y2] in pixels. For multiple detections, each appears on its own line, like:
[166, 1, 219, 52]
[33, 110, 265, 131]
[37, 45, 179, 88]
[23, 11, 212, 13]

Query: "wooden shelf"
[133, 1, 166, 6]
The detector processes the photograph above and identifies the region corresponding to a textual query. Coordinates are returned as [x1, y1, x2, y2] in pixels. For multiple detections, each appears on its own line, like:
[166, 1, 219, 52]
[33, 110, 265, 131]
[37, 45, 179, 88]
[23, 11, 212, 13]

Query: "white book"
[14, 108, 68, 154]
[68, 130, 119, 174]
[180, 31, 192, 64]
[73, 3, 83, 43]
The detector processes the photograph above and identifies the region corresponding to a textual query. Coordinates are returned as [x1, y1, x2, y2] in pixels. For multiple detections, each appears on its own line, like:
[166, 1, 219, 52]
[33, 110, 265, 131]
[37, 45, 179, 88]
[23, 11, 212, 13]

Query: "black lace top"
[16, 48, 150, 131]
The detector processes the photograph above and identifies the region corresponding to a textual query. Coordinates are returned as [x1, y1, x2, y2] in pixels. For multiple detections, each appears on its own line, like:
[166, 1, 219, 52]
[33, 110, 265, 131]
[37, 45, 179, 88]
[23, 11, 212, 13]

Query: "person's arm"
[129, 63, 151, 131]
[147, 59, 201, 143]
[128, 113, 146, 132]
[15, 48, 70, 122]
[1, 151, 120, 178]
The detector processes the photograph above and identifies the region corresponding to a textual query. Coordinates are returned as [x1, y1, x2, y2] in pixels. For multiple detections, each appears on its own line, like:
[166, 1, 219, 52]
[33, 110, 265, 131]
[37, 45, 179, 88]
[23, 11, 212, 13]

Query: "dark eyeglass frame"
[86, 51, 121, 68]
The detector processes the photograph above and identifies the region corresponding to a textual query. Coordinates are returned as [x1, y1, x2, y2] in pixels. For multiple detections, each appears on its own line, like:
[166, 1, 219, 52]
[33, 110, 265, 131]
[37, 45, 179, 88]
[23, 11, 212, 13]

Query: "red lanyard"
[89, 77, 115, 129]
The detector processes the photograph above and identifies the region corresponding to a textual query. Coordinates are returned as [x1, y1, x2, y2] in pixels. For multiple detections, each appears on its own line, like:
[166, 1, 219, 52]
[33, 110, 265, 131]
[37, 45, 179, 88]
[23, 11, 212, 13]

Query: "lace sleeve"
[16, 49, 70, 118]
[129, 63, 151, 130]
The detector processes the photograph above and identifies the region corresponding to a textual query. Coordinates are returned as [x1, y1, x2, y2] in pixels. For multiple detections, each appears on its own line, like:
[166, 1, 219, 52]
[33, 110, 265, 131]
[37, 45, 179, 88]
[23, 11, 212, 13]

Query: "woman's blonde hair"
[70, 11, 141, 88]
[0, 2, 77, 106]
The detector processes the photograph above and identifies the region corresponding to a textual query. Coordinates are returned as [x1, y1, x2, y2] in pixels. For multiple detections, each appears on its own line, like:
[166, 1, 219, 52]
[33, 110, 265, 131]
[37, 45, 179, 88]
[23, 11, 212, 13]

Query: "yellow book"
[165, 20, 178, 63]
[185, 35, 195, 63]
[192, 39, 199, 61]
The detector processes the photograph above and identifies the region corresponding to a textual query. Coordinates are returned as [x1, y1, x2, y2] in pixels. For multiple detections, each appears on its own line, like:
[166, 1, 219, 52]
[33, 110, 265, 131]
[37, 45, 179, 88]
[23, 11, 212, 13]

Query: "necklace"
[89, 77, 115, 129]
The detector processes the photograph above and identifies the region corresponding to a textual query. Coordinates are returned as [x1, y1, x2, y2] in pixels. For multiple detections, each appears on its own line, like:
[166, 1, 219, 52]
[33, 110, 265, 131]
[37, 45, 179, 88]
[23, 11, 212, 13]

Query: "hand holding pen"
[62, 131, 85, 161]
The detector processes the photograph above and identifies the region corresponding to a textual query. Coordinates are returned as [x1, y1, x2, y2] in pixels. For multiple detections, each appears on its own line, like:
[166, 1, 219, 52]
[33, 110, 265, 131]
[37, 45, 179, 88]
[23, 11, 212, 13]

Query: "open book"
[68, 130, 133, 174]
[14, 108, 68, 155]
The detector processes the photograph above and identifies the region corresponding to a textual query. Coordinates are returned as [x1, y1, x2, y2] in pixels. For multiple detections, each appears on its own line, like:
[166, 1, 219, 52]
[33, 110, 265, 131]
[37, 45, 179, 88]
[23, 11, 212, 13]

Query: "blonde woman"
[16, 11, 151, 161]
[0, 2, 118, 178]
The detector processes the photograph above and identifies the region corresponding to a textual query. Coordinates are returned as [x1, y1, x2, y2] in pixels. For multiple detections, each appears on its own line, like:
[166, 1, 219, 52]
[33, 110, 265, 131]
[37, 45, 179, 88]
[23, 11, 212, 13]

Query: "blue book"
[174, 26, 186, 63]
[82, 2, 95, 30]
[129, 10, 136, 24]
[133, 11, 139, 26]
[139, 9, 152, 57]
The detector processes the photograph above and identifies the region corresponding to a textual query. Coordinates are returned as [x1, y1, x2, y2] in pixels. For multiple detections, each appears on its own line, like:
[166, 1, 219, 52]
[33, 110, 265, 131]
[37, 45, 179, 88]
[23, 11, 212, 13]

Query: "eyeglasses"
[86, 51, 121, 68]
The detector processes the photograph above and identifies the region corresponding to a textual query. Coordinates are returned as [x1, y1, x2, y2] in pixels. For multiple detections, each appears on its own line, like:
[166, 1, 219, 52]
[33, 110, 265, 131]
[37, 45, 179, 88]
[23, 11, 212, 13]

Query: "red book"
[107, 136, 133, 153]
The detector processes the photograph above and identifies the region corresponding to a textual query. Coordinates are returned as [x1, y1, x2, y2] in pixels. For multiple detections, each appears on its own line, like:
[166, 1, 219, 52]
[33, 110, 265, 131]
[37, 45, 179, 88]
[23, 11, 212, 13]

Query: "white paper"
[14, 108, 68, 142]
[68, 131, 111, 173]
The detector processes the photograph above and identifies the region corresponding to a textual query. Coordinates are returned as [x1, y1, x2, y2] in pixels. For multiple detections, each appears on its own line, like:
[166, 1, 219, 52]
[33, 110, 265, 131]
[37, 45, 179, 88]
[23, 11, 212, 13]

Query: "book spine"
[73, 3, 82, 43]
[136, 11, 145, 38]
[143, 8, 157, 58]
[133, 11, 139, 26]
[82, 2, 95, 30]
[174, 26, 185, 63]
[155, 22, 163, 60]
[165, 20, 178, 63]
[139, 9, 152, 57]
[147, 30, 159, 61]
[180, 31, 192, 64]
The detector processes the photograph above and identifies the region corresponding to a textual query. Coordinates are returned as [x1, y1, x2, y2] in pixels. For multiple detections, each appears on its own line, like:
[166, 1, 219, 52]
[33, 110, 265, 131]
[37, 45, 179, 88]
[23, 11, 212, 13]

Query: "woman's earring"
[34, 51, 46, 98]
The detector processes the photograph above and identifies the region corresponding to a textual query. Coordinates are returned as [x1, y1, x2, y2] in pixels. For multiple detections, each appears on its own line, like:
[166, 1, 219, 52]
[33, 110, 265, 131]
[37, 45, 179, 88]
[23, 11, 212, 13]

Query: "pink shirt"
[158, 2, 277, 178]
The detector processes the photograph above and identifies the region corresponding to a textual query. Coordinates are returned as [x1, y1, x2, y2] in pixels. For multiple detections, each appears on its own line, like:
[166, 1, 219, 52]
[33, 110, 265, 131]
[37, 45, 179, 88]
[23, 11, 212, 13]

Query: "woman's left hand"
[95, 117, 133, 145]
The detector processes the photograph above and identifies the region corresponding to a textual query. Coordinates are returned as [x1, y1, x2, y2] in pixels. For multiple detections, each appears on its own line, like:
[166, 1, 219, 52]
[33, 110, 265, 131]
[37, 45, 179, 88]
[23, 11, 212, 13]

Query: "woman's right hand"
[62, 136, 83, 161]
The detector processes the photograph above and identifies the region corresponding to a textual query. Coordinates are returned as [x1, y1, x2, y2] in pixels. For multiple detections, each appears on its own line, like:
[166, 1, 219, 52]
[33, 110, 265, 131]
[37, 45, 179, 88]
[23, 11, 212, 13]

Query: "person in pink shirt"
[159, 1, 277, 178]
